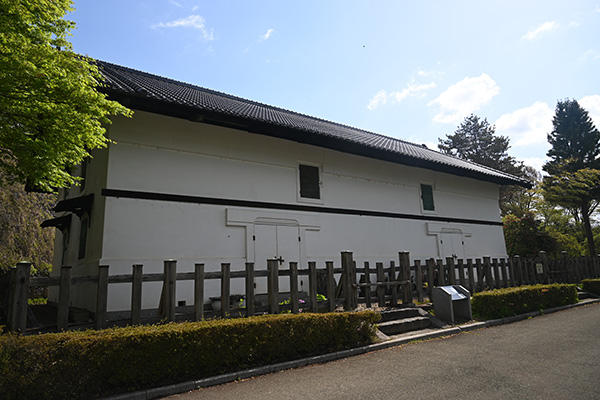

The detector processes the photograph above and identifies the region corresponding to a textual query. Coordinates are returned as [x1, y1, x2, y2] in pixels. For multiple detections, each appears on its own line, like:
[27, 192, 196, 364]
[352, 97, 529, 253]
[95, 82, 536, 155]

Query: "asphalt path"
[167, 303, 600, 400]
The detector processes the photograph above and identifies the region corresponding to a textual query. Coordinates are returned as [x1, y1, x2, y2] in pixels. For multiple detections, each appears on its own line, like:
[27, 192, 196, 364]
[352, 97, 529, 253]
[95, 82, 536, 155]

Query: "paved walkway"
[167, 303, 600, 400]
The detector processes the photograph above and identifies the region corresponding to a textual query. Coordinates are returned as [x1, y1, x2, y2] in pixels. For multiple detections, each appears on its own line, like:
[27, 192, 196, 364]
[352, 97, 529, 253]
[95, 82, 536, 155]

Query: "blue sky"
[69, 1, 600, 172]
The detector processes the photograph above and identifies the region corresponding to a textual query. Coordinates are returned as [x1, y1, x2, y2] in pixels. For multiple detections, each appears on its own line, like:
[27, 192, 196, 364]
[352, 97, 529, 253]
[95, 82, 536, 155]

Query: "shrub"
[471, 284, 578, 320]
[0, 311, 379, 399]
[582, 279, 600, 296]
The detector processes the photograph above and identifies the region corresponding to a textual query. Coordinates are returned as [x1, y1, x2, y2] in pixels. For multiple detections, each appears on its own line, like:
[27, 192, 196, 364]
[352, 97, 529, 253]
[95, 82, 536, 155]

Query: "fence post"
[415, 260, 423, 303]
[508, 257, 516, 287]
[290, 262, 299, 314]
[538, 251, 549, 284]
[492, 259, 501, 288]
[426, 258, 435, 298]
[483, 256, 492, 289]
[500, 258, 508, 288]
[57, 265, 72, 330]
[389, 260, 398, 306]
[341, 251, 355, 311]
[457, 259, 466, 287]
[267, 259, 279, 314]
[162, 260, 177, 322]
[475, 259, 484, 292]
[308, 262, 318, 312]
[195, 263, 205, 321]
[398, 252, 412, 304]
[130, 264, 143, 324]
[220, 263, 231, 318]
[376, 262, 385, 306]
[244, 262, 254, 317]
[6, 262, 31, 333]
[95, 265, 109, 330]
[467, 259, 475, 291]
[437, 259, 446, 285]
[446, 257, 456, 285]
[513, 256, 522, 286]
[326, 261, 336, 311]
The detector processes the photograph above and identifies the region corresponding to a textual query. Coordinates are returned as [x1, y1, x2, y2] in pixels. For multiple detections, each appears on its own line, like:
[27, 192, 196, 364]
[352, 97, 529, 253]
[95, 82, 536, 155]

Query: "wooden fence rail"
[2, 250, 600, 333]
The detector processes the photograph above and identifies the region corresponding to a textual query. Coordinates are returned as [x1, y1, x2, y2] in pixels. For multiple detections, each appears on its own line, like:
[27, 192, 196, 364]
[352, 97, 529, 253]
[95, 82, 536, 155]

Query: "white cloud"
[579, 49, 600, 62]
[521, 157, 548, 173]
[168, 0, 183, 7]
[151, 15, 214, 40]
[495, 101, 553, 147]
[261, 28, 275, 40]
[579, 95, 600, 128]
[367, 81, 436, 110]
[522, 21, 559, 40]
[367, 90, 389, 110]
[428, 74, 499, 124]
[192, 6, 199, 11]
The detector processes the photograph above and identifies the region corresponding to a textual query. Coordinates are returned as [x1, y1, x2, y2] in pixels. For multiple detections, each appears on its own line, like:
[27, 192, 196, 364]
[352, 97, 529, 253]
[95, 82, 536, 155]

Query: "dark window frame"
[299, 164, 321, 200]
[420, 184, 435, 212]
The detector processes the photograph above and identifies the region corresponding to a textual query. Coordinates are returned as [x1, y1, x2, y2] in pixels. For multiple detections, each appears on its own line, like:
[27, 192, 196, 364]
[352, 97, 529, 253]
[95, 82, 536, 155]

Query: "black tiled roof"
[97, 60, 530, 188]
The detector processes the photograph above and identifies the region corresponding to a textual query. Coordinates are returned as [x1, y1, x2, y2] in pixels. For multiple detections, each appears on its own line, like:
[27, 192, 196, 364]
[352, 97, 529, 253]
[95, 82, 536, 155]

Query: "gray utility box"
[432, 285, 472, 325]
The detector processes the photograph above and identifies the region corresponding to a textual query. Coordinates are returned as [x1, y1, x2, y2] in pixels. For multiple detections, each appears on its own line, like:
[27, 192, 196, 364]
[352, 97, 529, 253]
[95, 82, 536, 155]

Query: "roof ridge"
[96, 60, 426, 147]
[95, 59, 530, 188]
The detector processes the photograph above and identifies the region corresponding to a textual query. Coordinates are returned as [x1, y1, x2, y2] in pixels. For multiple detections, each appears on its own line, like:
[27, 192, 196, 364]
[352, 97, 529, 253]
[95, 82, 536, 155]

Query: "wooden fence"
[2, 251, 600, 333]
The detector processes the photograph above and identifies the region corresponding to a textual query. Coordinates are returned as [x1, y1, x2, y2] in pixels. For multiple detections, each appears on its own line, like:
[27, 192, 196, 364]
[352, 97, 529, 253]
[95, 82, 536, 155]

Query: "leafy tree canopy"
[542, 99, 600, 256]
[0, 0, 131, 191]
[543, 168, 600, 210]
[0, 170, 55, 273]
[542, 167, 600, 255]
[503, 212, 556, 258]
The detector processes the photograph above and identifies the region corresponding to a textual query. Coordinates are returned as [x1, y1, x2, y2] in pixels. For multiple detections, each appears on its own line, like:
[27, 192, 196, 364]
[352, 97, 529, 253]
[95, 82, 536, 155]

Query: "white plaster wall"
[84, 111, 508, 310]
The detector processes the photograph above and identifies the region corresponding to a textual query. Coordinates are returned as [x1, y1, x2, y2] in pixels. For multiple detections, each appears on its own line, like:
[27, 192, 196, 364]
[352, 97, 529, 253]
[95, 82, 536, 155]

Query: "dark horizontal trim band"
[101, 188, 503, 227]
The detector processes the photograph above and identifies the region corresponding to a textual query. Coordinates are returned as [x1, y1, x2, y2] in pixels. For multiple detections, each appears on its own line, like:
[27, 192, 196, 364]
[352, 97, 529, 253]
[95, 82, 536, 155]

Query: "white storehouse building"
[43, 61, 529, 312]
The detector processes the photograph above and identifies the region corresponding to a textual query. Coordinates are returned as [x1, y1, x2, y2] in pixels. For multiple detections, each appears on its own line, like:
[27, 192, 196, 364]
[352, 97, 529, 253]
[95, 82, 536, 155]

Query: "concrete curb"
[102, 298, 600, 400]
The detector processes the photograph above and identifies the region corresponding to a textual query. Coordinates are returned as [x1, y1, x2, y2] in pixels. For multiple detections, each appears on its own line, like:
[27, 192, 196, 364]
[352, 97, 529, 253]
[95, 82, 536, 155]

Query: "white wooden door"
[254, 224, 302, 294]
[439, 232, 466, 261]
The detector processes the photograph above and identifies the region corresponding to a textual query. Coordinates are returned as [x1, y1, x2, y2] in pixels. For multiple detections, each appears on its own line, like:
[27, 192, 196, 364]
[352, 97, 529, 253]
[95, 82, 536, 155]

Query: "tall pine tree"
[542, 99, 600, 255]
[438, 114, 527, 215]
[438, 114, 522, 175]
[544, 99, 600, 174]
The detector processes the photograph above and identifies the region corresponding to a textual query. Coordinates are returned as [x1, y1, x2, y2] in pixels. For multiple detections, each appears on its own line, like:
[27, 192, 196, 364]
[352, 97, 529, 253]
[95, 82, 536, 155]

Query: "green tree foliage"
[542, 99, 600, 256]
[0, 0, 131, 191]
[544, 99, 600, 174]
[502, 165, 540, 217]
[438, 114, 531, 215]
[542, 167, 600, 255]
[503, 212, 556, 258]
[0, 170, 55, 274]
[438, 114, 521, 174]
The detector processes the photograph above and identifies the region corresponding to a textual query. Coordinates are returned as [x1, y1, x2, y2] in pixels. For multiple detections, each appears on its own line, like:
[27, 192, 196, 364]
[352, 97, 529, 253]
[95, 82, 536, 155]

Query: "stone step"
[578, 291, 598, 300]
[379, 308, 421, 322]
[378, 316, 432, 336]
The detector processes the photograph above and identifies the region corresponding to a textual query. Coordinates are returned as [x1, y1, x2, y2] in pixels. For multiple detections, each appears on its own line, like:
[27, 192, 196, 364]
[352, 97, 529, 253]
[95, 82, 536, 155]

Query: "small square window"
[420, 184, 435, 211]
[299, 164, 321, 199]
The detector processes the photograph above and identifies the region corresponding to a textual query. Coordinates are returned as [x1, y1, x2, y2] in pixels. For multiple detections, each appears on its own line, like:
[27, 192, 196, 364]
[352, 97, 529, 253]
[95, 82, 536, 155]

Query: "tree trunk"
[581, 202, 596, 256]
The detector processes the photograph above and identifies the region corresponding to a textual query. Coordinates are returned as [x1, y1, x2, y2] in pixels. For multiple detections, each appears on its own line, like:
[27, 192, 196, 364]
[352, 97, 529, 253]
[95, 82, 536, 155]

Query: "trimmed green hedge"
[0, 311, 379, 400]
[471, 284, 578, 320]
[582, 279, 600, 296]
